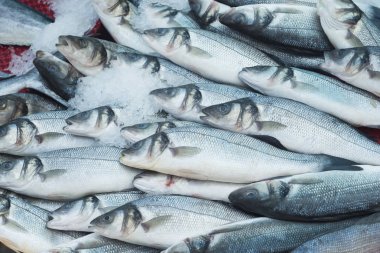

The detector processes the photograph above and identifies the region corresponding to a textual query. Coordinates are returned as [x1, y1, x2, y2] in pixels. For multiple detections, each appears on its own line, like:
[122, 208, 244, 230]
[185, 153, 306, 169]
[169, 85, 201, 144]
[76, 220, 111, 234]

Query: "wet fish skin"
[120, 126, 355, 183]
[220, 4, 333, 51]
[201, 96, 380, 165]
[217, 0, 317, 6]
[292, 212, 380, 253]
[121, 120, 203, 142]
[33, 51, 83, 100]
[0, 146, 141, 200]
[89, 195, 253, 249]
[149, 83, 258, 123]
[318, 0, 380, 49]
[0, 93, 65, 126]
[48, 190, 146, 232]
[320, 47, 380, 97]
[134, 172, 245, 202]
[163, 217, 360, 253]
[0, 194, 84, 253]
[0, 0, 51, 45]
[142, 27, 278, 86]
[239, 66, 380, 127]
[229, 167, 380, 221]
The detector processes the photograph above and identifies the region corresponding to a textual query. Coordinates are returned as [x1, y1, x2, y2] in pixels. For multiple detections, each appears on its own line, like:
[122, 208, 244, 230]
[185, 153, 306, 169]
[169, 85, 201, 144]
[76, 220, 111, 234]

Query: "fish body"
[89, 195, 253, 249]
[217, 0, 317, 6]
[163, 217, 359, 253]
[48, 190, 146, 232]
[239, 66, 380, 127]
[120, 126, 354, 183]
[201, 96, 380, 165]
[0, 146, 141, 200]
[0, 0, 51, 45]
[230, 167, 380, 221]
[143, 27, 278, 86]
[149, 83, 259, 122]
[134, 172, 245, 202]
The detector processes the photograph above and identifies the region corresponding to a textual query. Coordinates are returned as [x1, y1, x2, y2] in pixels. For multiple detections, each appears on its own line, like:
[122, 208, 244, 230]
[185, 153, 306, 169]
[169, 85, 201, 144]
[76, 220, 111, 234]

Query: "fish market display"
[120, 126, 355, 183]
[2, 0, 380, 251]
[201, 96, 380, 164]
[89, 195, 253, 249]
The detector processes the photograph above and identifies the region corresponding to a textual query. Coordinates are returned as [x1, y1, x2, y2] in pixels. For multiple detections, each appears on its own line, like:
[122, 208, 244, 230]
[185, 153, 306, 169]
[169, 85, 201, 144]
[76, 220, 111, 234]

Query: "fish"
[317, 0, 380, 49]
[0, 68, 69, 106]
[149, 83, 259, 122]
[142, 27, 279, 86]
[163, 217, 360, 253]
[239, 66, 380, 127]
[91, 0, 159, 56]
[0, 194, 84, 253]
[133, 172, 245, 202]
[201, 96, 380, 165]
[0, 110, 98, 155]
[320, 47, 380, 97]
[0, 93, 65, 126]
[0, 0, 52, 45]
[33, 51, 83, 100]
[189, 0, 326, 71]
[89, 194, 253, 249]
[291, 212, 380, 253]
[219, 4, 333, 51]
[120, 126, 356, 183]
[121, 120, 204, 142]
[43, 233, 159, 253]
[0, 72, 13, 80]
[229, 166, 380, 221]
[56, 35, 214, 84]
[0, 146, 141, 200]
[48, 190, 146, 232]
[216, 0, 317, 6]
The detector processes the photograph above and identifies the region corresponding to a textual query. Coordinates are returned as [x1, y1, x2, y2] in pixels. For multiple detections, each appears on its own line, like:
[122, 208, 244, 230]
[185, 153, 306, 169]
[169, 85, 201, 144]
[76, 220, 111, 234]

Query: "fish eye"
[155, 28, 168, 36]
[47, 64, 59, 73]
[0, 126, 8, 137]
[232, 13, 246, 24]
[125, 53, 143, 62]
[130, 140, 144, 150]
[78, 39, 88, 48]
[102, 214, 114, 223]
[135, 123, 150, 129]
[79, 111, 92, 120]
[163, 88, 177, 97]
[0, 161, 14, 171]
[218, 104, 232, 115]
[0, 100, 8, 110]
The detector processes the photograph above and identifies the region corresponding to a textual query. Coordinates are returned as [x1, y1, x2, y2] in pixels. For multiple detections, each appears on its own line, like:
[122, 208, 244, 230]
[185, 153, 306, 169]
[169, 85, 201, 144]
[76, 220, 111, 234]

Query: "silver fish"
[0, 0, 51, 45]
[0, 195, 84, 253]
[120, 126, 355, 183]
[33, 51, 83, 100]
[0, 93, 65, 126]
[163, 217, 360, 253]
[134, 172, 245, 202]
[89, 195, 253, 249]
[292, 212, 380, 253]
[142, 27, 278, 86]
[121, 120, 203, 142]
[229, 166, 380, 221]
[318, 0, 380, 49]
[48, 190, 146, 232]
[320, 47, 380, 97]
[220, 4, 332, 51]
[201, 96, 380, 165]
[0, 146, 141, 200]
[216, 0, 317, 6]
[149, 83, 258, 122]
[239, 66, 380, 127]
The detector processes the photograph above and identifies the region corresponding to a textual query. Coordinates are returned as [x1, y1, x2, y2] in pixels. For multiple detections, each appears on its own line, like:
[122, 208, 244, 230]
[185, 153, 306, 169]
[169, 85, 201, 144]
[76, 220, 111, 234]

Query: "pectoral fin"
[169, 147, 202, 157]
[141, 215, 172, 232]
[290, 79, 319, 92]
[256, 121, 287, 131]
[188, 46, 212, 58]
[39, 169, 67, 182]
[35, 132, 66, 144]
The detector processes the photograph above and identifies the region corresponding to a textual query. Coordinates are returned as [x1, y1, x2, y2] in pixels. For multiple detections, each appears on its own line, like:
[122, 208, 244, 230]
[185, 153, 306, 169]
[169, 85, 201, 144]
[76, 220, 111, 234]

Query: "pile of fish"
[1, 0, 380, 252]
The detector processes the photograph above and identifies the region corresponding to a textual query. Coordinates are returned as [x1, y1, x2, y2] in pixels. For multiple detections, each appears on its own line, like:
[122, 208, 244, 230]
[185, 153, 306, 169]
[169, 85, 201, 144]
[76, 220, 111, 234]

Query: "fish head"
[318, 0, 361, 24]
[120, 132, 170, 167]
[0, 95, 28, 125]
[115, 53, 160, 74]
[220, 6, 273, 31]
[92, 0, 132, 17]
[89, 204, 142, 238]
[64, 106, 116, 137]
[190, 0, 225, 25]
[150, 85, 202, 116]
[0, 196, 10, 215]
[0, 119, 36, 151]
[164, 236, 210, 253]
[239, 66, 293, 92]
[143, 28, 190, 56]
[48, 195, 100, 231]
[201, 98, 258, 131]
[321, 48, 369, 77]
[120, 121, 176, 142]
[56, 36, 108, 75]
[0, 157, 43, 189]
